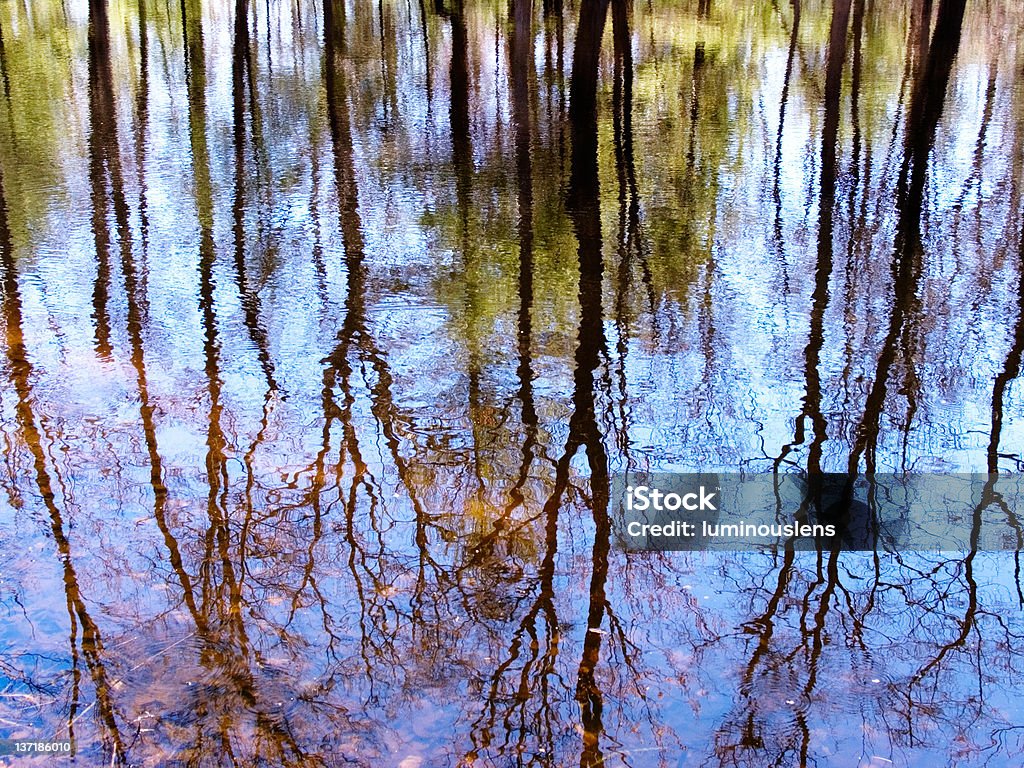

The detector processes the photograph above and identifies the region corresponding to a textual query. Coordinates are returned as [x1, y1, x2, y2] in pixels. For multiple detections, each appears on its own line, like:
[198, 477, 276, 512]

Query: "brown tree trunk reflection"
[177, 7, 273, 757]
[88, 0, 144, 377]
[1, 161, 125, 763]
[720, 545, 845, 765]
[87, 0, 123, 358]
[179, 0, 232, 618]
[123, 0, 209, 652]
[462, 10, 564, 758]
[86, 14, 210, 737]
[911, 0, 934, 82]
[87, 4, 212, 753]
[322, 0, 446, 683]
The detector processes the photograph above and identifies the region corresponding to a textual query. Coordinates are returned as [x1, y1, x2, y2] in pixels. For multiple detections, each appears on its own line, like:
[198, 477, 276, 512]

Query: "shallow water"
[1, 0, 1024, 764]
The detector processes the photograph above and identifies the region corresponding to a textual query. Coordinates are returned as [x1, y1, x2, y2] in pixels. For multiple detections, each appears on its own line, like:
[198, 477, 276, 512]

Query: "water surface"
[1, 0, 1024, 764]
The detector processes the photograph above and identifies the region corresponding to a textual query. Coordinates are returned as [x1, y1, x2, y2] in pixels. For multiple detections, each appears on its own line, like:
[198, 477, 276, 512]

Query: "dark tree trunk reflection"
[567, 0, 608, 130]
[610, 0, 653, 460]
[449, 0, 471, 230]
[232, 0, 278, 392]
[134, 0, 151, 261]
[0, 13, 10, 107]
[772, 0, 800, 263]
[848, 0, 966, 475]
[87, 0, 131, 359]
[510, 0, 538, 498]
[567, 4, 612, 763]
[776, 0, 849, 484]
[988, 215, 1024, 474]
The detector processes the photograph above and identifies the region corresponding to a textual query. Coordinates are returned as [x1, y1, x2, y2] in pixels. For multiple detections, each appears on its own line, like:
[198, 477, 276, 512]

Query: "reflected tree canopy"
[1, 0, 1024, 765]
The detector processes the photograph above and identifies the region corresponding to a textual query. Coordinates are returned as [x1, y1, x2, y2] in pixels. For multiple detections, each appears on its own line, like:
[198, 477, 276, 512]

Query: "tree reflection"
[848, 0, 966, 476]
[776, 0, 850, 486]
[1, 157, 125, 761]
[87, 0, 133, 359]
[232, 0, 278, 393]
[0, 0, 1024, 765]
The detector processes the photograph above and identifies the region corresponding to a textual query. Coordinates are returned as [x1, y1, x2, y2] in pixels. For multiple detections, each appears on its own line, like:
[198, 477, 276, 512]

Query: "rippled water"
[1, 0, 1024, 764]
